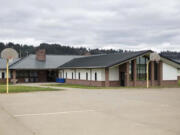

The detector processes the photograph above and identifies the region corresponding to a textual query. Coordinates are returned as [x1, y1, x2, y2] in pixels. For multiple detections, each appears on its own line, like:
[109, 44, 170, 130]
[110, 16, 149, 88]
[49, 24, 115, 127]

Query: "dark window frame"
[2, 72, 5, 79]
[72, 72, 73, 79]
[86, 72, 88, 80]
[95, 72, 97, 81]
[136, 56, 149, 80]
[129, 61, 134, 81]
[66, 72, 67, 78]
[154, 62, 158, 80]
[78, 72, 81, 80]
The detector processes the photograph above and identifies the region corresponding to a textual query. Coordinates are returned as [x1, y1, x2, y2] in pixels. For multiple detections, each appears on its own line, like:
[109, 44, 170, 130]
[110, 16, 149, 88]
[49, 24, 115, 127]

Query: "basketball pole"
[6, 59, 9, 94]
[146, 60, 150, 88]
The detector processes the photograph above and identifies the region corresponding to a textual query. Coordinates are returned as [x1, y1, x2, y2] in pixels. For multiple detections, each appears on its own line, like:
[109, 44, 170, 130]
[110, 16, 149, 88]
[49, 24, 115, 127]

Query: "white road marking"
[14, 110, 96, 117]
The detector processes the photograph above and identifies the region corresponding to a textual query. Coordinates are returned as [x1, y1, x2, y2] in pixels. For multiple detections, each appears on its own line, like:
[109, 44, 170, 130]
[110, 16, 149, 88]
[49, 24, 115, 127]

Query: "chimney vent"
[36, 49, 46, 61]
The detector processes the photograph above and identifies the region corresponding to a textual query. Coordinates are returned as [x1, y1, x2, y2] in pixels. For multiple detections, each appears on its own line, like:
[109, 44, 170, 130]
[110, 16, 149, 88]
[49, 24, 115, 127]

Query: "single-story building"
[0, 49, 180, 87]
[0, 58, 20, 83]
[6, 49, 81, 83]
[59, 50, 180, 87]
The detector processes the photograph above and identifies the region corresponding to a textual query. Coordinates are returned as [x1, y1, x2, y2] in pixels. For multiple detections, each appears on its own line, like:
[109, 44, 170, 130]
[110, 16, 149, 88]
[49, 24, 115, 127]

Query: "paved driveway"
[0, 88, 180, 135]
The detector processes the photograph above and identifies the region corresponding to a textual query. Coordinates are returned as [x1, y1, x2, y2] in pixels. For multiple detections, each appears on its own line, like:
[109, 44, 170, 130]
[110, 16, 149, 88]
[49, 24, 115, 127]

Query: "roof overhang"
[160, 56, 180, 68]
[107, 50, 153, 68]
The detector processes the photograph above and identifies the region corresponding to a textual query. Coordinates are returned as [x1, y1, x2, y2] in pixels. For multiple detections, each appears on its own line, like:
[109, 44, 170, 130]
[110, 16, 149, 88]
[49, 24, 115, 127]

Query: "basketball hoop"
[150, 52, 160, 62]
[1, 48, 18, 94]
[1, 48, 18, 60]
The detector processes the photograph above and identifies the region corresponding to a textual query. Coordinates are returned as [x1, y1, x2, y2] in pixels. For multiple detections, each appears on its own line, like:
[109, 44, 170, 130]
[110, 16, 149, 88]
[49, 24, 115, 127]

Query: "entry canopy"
[150, 52, 160, 62]
[1, 48, 18, 60]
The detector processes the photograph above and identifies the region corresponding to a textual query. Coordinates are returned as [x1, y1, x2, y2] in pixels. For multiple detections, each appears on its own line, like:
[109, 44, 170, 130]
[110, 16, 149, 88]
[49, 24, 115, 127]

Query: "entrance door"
[120, 72, 125, 86]
[47, 70, 57, 82]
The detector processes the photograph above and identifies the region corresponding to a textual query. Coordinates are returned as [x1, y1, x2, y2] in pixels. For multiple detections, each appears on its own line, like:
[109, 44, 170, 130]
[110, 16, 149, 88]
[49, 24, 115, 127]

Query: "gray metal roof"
[160, 54, 180, 65]
[59, 50, 153, 69]
[10, 55, 82, 70]
[173, 59, 180, 64]
[0, 58, 20, 69]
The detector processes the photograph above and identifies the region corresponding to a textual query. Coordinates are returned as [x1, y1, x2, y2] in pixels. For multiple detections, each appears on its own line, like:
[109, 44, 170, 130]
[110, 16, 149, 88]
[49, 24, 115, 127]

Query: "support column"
[178, 76, 180, 81]
[158, 61, 163, 86]
[105, 67, 110, 87]
[133, 60, 137, 87]
[150, 61, 155, 86]
[125, 62, 130, 87]
[12, 70, 17, 84]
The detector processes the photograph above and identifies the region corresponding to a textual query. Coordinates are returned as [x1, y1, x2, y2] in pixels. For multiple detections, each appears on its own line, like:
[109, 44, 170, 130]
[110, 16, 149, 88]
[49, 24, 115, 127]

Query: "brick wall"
[109, 81, 120, 87]
[38, 71, 47, 82]
[161, 80, 178, 86]
[129, 80, 177, 87]
[105, 67, 110, 87]
[66, 79, 105, 87]
[119, 62, 129, 86]
[0, 79, 8, 83]
[36, 49, 46, 61]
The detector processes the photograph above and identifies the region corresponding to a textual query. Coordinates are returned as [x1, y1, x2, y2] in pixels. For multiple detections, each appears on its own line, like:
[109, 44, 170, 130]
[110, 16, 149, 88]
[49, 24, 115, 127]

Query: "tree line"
[0, 42, 123, 57]
[0, 42, 179, 59]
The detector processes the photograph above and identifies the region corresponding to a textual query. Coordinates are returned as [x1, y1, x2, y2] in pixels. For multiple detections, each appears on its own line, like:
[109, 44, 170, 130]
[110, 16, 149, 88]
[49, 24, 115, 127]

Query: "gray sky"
[0, 0, 180, 51]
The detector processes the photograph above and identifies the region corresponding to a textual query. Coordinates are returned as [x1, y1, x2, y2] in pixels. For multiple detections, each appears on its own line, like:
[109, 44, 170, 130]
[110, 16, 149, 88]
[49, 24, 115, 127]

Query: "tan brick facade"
[105, 67, 110, 87]
[36, 49, 46, 61]
[66, 79, 105, 87]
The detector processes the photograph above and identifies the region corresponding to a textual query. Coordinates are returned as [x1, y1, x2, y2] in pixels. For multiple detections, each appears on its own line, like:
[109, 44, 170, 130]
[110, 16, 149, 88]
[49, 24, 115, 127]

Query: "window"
[16, 71, 29, 78]
[59, 72, 62, 78]
[86, 72, 88, 80]
[136, 56, 149, 80]
[2, 72, 5, 79]
[154, 62, 158, 80]
[78, 72, 81, 80]
[30, 71, 38, 77]
[129, 61, 134, 81]
[10, 71, 13, 78]
[66, 72, 67, 78]
[72, 72, 73, 79]
[95, 72, 97, 81]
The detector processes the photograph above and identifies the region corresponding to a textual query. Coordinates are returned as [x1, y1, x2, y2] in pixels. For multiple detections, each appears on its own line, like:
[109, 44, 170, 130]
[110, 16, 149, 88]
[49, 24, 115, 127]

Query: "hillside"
[0, 42, 180, 60]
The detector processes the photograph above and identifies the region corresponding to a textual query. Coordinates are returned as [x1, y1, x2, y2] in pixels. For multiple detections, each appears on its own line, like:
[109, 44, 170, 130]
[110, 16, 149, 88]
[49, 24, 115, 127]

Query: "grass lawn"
[45, 83, 180, 89]
[0, 85, 61, 93]
[45, 83, 109, 89]
[44, 83, 146, 89]
[179, 80, 180, 86]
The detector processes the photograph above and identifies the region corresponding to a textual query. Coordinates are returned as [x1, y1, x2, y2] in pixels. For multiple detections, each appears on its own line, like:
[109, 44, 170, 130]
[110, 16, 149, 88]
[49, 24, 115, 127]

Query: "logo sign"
[1, 48, 18, 60]
[150, 52, 160, 62]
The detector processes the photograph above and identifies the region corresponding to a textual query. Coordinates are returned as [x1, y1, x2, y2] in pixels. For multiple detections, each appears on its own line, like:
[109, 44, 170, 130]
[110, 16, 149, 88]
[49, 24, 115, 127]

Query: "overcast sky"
[0, 0, 180, 51]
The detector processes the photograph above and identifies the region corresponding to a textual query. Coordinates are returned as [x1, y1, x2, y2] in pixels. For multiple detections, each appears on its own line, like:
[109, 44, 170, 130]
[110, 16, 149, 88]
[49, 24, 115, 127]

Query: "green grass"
[0, 85, 61, 93]
[45, 83, 180, 89]
[44, 83, 148, 89]
[178, 80, 180, 86]
[45, 83, 107, 89]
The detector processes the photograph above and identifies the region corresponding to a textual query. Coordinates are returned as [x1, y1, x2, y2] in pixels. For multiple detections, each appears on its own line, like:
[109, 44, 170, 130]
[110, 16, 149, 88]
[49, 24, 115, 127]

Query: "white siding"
[76, 69, 90, 80]
[0, 70, 11, 79]
[92, 69, 105, 81]
[59, 68, 105, 81]
[163, 63, 178, 80]
[109, 66, 119, 81]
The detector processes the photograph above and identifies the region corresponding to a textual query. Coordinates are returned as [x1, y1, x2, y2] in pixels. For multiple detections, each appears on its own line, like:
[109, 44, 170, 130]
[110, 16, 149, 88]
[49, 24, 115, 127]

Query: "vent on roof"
[36, 49, 46, 61]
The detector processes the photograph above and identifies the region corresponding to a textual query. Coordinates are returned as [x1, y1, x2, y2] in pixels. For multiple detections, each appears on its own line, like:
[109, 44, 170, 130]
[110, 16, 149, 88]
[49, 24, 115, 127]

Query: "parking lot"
[0, 88, 180, 135]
